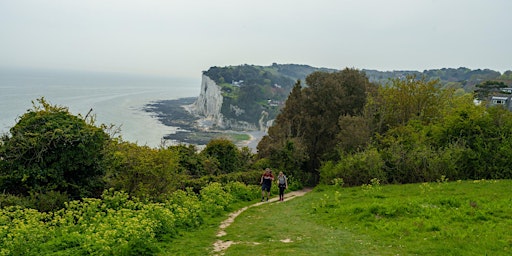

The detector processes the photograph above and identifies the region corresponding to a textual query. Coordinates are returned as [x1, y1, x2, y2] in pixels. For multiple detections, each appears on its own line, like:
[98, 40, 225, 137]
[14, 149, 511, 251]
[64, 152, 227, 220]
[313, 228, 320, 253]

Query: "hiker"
[260, 168, 274, 201]
[276, 171, 288, 201]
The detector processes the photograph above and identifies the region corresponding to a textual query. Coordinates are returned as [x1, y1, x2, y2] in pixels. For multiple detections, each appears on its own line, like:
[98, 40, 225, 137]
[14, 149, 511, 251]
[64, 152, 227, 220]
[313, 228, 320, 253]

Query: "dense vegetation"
[0, 98, 283, 210]
[258, 68, 512, 185]
[1, 65, 512, 254]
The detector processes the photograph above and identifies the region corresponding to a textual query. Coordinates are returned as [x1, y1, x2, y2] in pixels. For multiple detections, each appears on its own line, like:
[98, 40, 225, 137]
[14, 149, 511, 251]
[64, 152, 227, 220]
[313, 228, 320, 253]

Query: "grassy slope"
[166, 180, 512, 255]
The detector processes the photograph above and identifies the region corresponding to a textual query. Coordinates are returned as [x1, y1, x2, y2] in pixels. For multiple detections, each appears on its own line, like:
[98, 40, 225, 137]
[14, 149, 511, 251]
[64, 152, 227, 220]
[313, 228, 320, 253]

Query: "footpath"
[212, 187, 313, 255]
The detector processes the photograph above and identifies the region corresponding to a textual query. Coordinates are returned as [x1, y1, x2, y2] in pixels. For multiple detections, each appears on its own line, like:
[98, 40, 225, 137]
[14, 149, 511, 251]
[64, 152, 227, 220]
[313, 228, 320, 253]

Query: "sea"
[0, 67, 200, 148]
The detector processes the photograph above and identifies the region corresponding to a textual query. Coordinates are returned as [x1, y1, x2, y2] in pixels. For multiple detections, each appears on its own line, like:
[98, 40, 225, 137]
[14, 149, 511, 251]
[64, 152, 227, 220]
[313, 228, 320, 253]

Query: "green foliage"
[500, 70, 512, 80]
[0, 181, 260, 255]
[0, 190, 69, 212]
[199, 182, 234, 217]
[320, 75, 512, 185]
[370, 75, 453, 133]
[224, 181, 260, 201]
[164, 188, 203, 229]
[201, 138, 244, 174]
[168, 144, 208, 178]
[336, 115, 371, 153]
[474, 80, 508, 99]
[104, 141, 181, 201]
[320, 147, 385, 186]
[204, 64, 297, 91]
[260, 69, 375, 184]
[0, 98, 109, 199]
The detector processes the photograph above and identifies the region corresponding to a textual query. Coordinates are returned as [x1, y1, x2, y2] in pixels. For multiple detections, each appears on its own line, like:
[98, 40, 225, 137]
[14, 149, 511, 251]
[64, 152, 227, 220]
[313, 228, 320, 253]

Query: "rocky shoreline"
[143, 97, 264, 150]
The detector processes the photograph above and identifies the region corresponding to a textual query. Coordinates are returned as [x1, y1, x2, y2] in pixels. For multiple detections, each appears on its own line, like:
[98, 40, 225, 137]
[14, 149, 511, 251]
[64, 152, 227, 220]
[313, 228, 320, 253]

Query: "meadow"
[206, 179, 511, 255]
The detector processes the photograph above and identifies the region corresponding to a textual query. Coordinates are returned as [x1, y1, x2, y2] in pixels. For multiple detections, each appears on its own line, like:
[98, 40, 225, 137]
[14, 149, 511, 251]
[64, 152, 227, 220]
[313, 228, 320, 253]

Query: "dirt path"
[211, 187, 313, 255]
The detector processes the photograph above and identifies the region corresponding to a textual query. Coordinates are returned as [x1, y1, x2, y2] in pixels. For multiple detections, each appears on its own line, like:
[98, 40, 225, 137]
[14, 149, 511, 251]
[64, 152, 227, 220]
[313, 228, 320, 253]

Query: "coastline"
[144, 98, 265, 152]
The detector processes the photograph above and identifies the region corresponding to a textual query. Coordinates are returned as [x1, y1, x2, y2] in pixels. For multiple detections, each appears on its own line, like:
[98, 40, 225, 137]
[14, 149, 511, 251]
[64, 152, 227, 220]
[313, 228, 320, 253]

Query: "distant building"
[501, 88, 512, 94]
[232, 80, 244, 87]
[489, 96, 512, 110]
[267, 99, 282, 107]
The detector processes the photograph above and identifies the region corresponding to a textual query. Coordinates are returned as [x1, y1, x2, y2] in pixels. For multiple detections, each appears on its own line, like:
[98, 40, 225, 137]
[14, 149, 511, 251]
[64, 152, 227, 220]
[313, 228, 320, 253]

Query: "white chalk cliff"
[187, 74, 270, 131]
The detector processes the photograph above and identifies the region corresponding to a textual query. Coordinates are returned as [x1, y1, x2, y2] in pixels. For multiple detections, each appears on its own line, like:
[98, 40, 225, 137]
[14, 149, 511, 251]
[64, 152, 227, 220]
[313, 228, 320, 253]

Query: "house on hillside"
[489, 96, 512, 111]
[501, 88, 512, 94]
[232, 80, 244, 87]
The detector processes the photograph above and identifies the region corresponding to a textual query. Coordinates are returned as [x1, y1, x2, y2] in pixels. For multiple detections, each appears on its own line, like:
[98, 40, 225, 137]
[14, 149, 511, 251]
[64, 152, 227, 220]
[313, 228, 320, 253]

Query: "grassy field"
[167, 179, 512, 255]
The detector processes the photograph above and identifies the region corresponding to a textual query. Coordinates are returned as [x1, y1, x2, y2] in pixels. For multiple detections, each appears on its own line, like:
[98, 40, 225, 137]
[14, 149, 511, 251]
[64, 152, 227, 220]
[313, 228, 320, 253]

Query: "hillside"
[200, 63, 337, 127]
[364, 67, 511, 91]
[198, 64, 511, 130]
[146, 64, 512, 147]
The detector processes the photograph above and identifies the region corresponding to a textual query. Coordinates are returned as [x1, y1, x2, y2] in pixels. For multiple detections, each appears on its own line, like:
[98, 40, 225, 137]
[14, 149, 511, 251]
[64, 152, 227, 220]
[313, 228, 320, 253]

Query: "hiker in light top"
[276, 171, 288, 201]
[260, 168, 274, 201]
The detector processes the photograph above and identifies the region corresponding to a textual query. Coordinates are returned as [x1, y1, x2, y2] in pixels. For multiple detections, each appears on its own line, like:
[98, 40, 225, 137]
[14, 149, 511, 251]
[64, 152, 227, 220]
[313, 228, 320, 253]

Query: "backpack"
[278, 175, 287, 185]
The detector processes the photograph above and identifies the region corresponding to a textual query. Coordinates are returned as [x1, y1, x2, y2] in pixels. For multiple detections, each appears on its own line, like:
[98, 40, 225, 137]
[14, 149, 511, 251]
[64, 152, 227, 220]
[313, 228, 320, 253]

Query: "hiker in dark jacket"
[260, 168, 274, 201]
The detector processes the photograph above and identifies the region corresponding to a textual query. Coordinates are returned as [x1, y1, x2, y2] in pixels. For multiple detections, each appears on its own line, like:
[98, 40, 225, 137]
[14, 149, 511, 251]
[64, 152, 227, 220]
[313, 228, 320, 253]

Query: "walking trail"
[211, 187, 313, 255]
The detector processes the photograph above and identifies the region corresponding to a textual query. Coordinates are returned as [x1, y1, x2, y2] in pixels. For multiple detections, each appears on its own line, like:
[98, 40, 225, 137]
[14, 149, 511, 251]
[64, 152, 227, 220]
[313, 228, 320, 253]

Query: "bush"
[225, 181, 260, 201]
[0, 98, 109, 199]
[320, 147, 386, 186]
[200, 182, 234, 217]
[165, 188, 203, 229]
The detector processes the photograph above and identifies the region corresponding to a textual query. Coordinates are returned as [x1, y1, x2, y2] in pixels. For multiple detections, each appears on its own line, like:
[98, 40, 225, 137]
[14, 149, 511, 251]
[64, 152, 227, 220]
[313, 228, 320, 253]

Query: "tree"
[0, 98, 109, 198]
[169, 144, 208, 178]
[257, 80, 309, 178]
[301, 68, 373, 172]
[368, 75, 453, 134]
[104, 141, 180, 200]
[258, 68, 374, 183]
[201, 138, 242, 174]
[336, 115, 371, 154]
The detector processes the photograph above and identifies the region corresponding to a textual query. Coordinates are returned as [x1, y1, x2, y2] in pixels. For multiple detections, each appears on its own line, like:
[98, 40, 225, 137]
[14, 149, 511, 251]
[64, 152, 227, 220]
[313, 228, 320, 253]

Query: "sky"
[1, 0, 511, 78]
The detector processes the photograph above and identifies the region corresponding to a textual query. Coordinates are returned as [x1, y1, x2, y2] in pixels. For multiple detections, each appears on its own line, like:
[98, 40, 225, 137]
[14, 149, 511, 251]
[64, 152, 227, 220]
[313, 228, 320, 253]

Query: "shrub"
[0, 98, 109, 199]
[200, 182, 234, 217]
[224, 181, 260, 201]
[165, 188, 203, 229]
[320, 147, 386, 186]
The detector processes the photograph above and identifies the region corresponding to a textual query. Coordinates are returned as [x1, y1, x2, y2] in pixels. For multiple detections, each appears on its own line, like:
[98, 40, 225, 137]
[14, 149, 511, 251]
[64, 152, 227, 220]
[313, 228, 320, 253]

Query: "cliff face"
[190, 64, 340, 132]
[189, 74, 267, 131]
[191, 74, 223, 125]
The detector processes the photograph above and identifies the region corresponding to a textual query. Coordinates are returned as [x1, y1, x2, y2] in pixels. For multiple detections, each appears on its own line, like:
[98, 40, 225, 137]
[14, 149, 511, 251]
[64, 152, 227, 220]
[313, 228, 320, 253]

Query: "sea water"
[0, 67, 200, 148]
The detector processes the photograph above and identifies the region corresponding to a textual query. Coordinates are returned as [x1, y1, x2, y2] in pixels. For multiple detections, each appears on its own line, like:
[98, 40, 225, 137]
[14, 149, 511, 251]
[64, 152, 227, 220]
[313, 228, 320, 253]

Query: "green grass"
[221, 197, 390, 256]
[169, 179, 512, 255]
[227, 133, 251, 142]
[155, 200, 256, 256]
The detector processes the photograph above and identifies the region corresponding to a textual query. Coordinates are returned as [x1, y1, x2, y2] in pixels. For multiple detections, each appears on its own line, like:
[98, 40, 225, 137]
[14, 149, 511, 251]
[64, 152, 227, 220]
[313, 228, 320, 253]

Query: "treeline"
[0, 98, 301, 211]
[258, 68, 512, 186]
[365, 67, 512, 91]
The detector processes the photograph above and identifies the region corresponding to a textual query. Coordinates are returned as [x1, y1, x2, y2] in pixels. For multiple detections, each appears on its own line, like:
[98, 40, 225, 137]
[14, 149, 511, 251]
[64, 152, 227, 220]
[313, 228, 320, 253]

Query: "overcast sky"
[1, 0, 510, 78]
